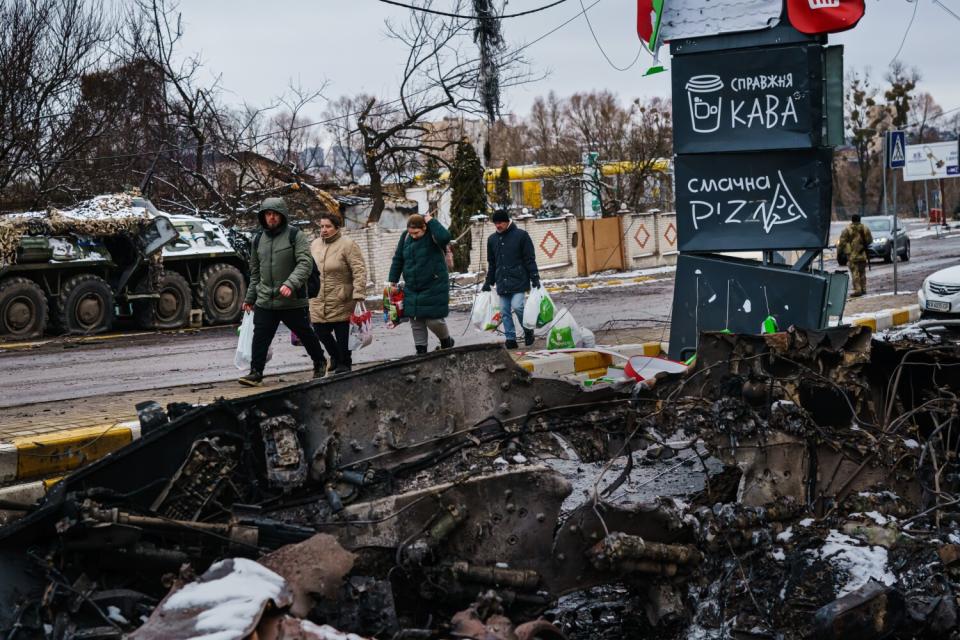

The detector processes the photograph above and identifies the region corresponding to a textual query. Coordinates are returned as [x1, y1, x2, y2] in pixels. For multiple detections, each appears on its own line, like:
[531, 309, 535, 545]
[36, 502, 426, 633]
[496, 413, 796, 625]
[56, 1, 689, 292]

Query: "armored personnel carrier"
[0, 194, 248, 339]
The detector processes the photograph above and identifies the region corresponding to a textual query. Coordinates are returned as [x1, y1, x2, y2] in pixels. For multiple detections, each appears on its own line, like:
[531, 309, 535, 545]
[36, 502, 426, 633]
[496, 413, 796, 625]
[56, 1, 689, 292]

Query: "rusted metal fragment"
[450, 590, 566, 640]
[259, 534, 356, 617]
[711, 429, 809, 506]
[587, 532, 702, 572]
[315, 466, 569, 577]
[149, 436, 238, 520]
[130, 558, 292, 640]
[811, 580, 905, 640]
[260, 413, 309, 490]
[256, 615, 373, 640]
[451, 562, 541, 591]
[549, 499, 694, 594]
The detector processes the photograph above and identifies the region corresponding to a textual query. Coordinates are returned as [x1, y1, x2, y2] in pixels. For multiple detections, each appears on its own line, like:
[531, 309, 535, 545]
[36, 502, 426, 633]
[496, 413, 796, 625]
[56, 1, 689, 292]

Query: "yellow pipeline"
[436, 159, 671, 182]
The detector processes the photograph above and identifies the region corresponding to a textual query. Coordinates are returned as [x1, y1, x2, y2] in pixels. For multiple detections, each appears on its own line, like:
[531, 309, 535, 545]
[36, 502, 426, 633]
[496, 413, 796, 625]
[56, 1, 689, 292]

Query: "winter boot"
[416, 345, 428, 355]
[505, 339, 519, 350]
[312, 359, 327, 379]
[439, 337, 455, 349]
[238, 370, 263, 387]
[523, 328, 535, 347]
[334, 363, 352, 375]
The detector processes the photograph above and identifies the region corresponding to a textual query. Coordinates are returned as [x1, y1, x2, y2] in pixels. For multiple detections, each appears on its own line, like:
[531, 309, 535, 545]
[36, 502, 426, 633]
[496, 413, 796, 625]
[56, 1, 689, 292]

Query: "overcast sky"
[178, 1, 960, 129]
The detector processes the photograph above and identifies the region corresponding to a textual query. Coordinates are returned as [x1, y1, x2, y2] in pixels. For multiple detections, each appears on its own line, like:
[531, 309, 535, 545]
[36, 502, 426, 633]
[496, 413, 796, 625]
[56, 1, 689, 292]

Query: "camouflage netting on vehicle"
[0, 193, 151, 266]
[231, 183, 340, 231]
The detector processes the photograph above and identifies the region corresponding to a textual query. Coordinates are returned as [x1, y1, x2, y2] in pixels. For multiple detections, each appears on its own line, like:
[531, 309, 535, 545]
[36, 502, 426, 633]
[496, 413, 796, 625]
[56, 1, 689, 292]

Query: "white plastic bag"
[578, 327, 596, 348]
[349, 302, 374, 351]
[545, 308, 581, 350]
[235, 312, 273, 370]
[471, 290, 502, 332]
[522, 286, 556, 330]
[234, 312, 255, 370]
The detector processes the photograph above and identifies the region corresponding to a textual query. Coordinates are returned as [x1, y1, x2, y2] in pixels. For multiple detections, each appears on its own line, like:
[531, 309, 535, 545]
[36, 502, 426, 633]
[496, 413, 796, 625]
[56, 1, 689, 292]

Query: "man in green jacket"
[238, 197, 327, 386]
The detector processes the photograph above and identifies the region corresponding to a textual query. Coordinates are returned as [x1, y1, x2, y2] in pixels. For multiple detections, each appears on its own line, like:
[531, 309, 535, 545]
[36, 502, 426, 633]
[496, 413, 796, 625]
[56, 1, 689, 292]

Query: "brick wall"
[468, 215, 579, 280]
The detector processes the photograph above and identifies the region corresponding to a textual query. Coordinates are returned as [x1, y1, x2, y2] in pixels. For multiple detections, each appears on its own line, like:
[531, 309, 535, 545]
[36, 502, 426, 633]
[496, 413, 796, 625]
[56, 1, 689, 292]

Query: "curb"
[518, 342, 666, 378]
[846, 304, 921, 332]
[0, 420, 141, 485]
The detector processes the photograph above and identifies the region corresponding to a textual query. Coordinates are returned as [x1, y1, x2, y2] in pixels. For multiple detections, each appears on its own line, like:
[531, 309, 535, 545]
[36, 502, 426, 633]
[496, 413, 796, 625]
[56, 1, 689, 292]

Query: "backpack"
[254, 227, 321, 298]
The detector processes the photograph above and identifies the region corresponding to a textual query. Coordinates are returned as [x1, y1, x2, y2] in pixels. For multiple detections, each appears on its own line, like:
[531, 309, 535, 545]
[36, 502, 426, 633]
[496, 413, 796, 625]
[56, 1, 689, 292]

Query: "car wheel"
[901, 241, 910, 262]
[197, 263, 245, 325]
[133, 270, 192, 330]
[56, 274, 115, 335]
[882, 246, 893, 263]
[0, 277, 48, 339]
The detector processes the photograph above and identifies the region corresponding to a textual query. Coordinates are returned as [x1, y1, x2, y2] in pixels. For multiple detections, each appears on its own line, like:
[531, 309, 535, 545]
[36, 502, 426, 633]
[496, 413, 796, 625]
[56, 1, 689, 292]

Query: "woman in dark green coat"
[388, 213, 455, 354]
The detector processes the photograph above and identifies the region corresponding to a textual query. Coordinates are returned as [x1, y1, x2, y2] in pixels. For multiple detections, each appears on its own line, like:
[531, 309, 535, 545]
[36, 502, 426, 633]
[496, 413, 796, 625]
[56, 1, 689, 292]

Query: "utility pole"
[881, 134, 888, 215]
[892, 170, 898, 295]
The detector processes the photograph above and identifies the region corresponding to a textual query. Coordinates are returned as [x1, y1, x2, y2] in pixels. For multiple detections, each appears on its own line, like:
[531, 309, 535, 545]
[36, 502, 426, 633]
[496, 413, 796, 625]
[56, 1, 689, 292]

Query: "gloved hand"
[531, 279, 541, 289]
[481, 283, 491, 292]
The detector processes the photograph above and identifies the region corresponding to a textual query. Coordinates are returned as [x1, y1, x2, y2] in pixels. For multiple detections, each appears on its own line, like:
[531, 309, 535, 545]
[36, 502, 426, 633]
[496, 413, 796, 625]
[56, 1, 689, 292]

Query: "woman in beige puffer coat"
[309, 212, 367, 374]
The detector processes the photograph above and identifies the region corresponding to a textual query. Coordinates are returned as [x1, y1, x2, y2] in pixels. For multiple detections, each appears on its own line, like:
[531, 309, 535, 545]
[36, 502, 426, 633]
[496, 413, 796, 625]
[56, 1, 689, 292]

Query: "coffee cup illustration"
[686, 75, 724, 133]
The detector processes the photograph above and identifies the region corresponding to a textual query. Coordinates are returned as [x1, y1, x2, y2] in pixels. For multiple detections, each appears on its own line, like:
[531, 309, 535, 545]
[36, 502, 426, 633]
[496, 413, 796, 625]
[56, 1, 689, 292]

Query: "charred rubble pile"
[0, 333, 959, 639]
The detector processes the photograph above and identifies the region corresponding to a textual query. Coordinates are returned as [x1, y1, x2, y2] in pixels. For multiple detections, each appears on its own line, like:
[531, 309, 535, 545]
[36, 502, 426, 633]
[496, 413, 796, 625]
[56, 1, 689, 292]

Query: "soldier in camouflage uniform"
[839, 214, 873, 297]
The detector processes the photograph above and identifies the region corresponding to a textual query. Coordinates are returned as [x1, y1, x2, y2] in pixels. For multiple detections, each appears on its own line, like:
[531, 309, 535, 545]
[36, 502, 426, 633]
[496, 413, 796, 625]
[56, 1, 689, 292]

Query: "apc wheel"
[56, 274, 114, 335]
[133, 270, 191, 330]
[0, 277, 48, 339]
[197, 263, 245, 325]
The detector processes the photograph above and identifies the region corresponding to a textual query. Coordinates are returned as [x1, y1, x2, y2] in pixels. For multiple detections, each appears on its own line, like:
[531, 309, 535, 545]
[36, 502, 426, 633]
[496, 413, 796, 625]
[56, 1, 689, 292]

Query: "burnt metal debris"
[1, 336, 959, 639]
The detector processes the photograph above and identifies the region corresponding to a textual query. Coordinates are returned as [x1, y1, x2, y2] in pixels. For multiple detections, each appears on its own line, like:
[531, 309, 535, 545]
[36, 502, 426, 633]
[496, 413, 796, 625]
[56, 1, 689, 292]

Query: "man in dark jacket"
[238, 197, 327, 386]
[482, 209, 541, 349]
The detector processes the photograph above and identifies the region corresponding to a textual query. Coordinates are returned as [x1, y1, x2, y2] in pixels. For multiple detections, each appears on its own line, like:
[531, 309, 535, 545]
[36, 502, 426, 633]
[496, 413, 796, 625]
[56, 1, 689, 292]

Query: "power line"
[933, 0, 960, 22]
[577, 0, 641, 71]
[515, 0, 602, 52]
[7, 0, 601, 171]
[374, 0, 568, 19]
[890, 0, 919, 65]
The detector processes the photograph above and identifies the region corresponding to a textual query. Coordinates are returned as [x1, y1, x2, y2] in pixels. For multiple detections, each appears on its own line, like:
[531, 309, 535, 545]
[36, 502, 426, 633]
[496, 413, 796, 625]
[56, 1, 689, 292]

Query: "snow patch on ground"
[814, 530, 895, 597]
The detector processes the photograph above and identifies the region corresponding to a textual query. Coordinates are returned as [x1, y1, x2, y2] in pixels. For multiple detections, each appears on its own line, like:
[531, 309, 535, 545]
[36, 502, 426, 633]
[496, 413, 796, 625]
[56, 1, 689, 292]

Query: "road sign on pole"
[888, 130, 906, 169]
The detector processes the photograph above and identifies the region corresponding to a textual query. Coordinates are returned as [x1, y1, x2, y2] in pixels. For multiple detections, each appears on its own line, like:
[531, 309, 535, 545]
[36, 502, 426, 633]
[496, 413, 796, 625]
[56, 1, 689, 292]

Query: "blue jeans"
[498, 292, 526, 341]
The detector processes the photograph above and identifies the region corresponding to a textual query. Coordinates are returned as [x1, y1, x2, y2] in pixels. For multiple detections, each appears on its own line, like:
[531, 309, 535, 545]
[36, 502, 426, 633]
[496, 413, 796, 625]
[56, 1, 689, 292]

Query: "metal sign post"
[888, 130, 905, 295]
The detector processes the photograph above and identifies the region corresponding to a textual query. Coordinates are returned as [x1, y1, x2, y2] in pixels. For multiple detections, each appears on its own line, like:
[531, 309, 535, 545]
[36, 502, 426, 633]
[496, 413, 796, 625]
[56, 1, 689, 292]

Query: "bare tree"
[323, 95, 370, 183]
[264, 80, 327, 176]
[118, 0, 231, 210]
[0, 0, 113, 207]
[843, 69, 889, 215]
[349, 0, 530, 224]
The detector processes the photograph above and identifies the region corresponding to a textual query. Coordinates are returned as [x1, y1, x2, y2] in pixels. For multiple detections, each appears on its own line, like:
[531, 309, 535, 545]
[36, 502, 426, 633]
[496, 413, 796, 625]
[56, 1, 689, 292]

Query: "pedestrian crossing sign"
[888, 130, 906, 169]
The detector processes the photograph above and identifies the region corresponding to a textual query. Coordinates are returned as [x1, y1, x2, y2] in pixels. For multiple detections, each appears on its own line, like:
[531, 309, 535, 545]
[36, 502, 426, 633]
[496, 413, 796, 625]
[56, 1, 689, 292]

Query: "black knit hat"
[491, 209, 510, 223]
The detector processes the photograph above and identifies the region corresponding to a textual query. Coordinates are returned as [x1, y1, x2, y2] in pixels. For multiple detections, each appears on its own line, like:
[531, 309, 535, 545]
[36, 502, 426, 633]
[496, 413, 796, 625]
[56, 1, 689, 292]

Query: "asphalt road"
[1, 230, 958, 408]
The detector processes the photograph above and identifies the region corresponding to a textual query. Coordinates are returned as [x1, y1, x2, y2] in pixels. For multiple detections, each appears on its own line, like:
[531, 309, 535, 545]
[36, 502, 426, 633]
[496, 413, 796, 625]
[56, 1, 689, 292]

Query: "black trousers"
[251, 306, 325, 373]
[313, 321, 351, 367]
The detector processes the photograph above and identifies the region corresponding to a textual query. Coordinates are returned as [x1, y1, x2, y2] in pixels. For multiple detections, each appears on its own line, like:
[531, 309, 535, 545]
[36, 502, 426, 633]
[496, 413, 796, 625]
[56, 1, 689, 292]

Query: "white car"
[919, 265, 960, 318]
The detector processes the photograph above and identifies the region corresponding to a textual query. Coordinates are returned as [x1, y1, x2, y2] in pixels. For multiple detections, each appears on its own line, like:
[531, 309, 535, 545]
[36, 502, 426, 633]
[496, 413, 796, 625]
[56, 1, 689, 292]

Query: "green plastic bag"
[545, 308, 580, 349]
[523, 287, 556, 329]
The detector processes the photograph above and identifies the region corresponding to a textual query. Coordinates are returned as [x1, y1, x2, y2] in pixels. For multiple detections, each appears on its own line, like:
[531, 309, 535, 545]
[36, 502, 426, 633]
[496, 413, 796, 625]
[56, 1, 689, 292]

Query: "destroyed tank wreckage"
[1, 332, 960, 639]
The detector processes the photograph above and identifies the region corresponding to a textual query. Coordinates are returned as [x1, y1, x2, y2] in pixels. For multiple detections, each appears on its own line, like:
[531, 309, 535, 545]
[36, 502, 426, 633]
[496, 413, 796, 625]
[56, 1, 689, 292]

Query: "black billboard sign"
[672, 44, 823, 154]
[667, 254, 843, 361]
[675, 149, 832, 252]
